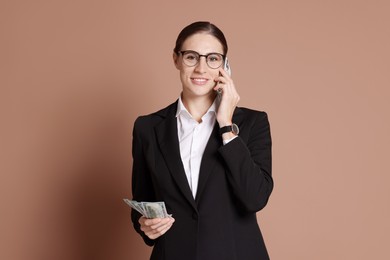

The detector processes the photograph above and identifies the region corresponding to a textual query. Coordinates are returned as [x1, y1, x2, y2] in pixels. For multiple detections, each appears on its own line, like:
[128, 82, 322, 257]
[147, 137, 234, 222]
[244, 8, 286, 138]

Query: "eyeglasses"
[178, 50, 225, 69]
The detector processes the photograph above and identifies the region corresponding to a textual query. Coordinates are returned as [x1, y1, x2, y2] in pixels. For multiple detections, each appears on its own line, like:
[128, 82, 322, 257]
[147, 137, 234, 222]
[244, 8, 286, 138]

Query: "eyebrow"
[181, 50, 224, 55]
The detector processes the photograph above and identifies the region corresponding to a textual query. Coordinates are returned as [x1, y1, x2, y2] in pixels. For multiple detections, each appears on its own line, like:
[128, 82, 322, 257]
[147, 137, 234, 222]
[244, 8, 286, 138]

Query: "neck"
[181, 92, 216, 122]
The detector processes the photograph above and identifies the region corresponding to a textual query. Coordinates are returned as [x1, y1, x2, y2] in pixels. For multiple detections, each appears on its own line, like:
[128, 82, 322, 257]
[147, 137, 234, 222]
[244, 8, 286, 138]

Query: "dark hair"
[174, 21, 228, 55]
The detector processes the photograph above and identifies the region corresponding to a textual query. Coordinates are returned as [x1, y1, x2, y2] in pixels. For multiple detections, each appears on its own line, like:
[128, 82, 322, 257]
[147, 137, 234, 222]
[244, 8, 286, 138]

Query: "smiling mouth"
[191, 78, 208, 85]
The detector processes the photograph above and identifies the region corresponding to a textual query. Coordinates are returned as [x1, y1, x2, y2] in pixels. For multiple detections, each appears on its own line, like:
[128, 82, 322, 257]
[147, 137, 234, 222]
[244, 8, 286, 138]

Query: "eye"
[183, 52, 198, 61]
[208, 54, 222, 62]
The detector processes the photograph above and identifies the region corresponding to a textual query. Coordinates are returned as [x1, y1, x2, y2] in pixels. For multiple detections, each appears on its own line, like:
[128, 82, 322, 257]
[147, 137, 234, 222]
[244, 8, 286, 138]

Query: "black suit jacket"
[131, 101, 273, 260]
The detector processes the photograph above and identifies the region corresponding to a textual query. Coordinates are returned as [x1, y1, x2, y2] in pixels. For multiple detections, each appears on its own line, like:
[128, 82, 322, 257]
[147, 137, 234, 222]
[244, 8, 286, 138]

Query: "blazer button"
[192, 212, 198, 220]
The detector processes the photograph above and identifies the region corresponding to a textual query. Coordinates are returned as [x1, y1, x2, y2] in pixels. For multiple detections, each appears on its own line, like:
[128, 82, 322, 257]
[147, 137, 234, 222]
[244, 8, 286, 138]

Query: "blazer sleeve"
[218, 111, 273, 213]
[131, 117, 156, 246]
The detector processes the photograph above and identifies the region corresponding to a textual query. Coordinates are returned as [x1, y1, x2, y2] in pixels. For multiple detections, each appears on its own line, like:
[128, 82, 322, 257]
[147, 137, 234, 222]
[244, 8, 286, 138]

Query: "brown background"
[1, 0, 389, 259]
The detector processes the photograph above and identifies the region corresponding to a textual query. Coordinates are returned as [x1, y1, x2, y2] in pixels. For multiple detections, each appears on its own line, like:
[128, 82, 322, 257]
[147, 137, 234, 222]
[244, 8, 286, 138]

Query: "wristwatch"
[219, 123, 239, 135]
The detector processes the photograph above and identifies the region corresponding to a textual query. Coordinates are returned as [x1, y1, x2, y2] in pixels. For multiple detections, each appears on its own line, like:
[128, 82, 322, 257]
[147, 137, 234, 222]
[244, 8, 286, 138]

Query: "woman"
[131, 21, 273, 260]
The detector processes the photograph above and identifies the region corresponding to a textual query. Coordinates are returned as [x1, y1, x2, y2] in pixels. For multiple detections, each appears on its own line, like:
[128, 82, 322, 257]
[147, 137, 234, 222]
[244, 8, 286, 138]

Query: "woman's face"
[173, 33, 224, 100]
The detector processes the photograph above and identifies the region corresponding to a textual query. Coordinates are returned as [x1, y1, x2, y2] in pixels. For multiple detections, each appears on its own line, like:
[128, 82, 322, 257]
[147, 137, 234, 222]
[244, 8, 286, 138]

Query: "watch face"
[232, 124, 239, 135]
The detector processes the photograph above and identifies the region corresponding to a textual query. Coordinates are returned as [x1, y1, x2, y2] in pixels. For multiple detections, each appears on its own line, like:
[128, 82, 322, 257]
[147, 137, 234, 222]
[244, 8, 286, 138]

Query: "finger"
[154, 221, 174, 236]
[140, 217, 161, 233]
[149, 217, 172, 230]
[214, 82, 224, 92]
[219, 68, 231, 79]
[143, 217, 162, 226]
[152, 219, 174, 233]
[144, 218, 175, 240]
[141, 217, 172, 232]
[214, 77, 228, 90]
[215, 69, 230, 82]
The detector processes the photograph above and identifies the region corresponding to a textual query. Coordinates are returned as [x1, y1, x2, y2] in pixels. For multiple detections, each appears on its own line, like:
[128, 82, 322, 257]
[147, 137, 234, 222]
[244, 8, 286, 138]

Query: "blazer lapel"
[155, 102, 197, 211]
[195, 123, 220, 202]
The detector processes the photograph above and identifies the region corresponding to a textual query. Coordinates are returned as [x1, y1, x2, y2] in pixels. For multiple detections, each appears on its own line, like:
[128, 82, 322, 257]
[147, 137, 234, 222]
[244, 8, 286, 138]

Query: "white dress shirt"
[176, 96, 217, 198]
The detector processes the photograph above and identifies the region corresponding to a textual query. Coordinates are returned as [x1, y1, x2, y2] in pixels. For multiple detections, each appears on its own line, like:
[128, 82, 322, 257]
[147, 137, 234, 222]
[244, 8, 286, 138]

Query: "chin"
[192, 89, 215, 98]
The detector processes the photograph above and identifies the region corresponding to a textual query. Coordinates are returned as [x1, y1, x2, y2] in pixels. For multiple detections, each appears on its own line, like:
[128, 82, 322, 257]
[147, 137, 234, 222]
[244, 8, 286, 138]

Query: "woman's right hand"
[139, 216, 175, 240]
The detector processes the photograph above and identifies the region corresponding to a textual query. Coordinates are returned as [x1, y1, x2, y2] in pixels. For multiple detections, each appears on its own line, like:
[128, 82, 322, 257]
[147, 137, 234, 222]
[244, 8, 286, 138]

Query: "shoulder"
[134, 101, 178, 130]
[235, 106, 269, 125]
[234, 107, 271, 142]
[237, 107, 268, 117]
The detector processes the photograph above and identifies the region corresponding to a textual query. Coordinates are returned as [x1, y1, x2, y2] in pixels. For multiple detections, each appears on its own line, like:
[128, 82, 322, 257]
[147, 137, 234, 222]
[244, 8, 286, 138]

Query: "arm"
[131, 117, 175, 245]
[131, 117, 156, 246]
[218, 112, 273, 213]
[214, 69, 273, 213]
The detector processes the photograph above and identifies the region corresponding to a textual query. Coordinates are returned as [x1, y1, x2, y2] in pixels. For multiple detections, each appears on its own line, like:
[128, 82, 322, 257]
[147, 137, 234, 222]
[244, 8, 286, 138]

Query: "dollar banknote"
[123, 199, 169, 219]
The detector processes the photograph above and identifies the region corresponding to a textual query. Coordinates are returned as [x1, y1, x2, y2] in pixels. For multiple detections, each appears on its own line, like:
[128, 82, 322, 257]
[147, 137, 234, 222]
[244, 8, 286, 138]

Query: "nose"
[194, 56, 207, 73]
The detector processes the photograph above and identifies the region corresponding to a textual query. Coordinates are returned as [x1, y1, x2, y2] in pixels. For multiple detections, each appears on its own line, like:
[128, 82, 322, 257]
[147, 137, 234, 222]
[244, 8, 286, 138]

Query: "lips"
[191, 77, 209, 85]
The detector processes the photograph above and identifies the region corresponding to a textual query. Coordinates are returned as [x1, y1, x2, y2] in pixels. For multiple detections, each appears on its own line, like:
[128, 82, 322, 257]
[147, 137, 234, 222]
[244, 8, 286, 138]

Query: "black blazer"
[131, 100, 273, 260]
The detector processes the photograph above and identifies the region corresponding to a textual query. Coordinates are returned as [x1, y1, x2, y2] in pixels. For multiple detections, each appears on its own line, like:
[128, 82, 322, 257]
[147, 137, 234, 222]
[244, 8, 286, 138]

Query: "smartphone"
[223, 57, 232, 76]
[217, 57, 232, 97]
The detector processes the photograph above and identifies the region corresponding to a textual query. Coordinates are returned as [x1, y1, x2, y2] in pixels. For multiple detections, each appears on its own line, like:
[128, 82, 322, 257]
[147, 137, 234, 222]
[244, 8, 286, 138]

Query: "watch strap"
[219, 123, 239, 135]
[219, 125, 233, 135]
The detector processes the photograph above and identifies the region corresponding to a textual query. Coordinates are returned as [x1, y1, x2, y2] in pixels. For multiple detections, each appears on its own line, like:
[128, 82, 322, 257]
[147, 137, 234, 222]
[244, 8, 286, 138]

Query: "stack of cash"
[123, 199, 169, 218]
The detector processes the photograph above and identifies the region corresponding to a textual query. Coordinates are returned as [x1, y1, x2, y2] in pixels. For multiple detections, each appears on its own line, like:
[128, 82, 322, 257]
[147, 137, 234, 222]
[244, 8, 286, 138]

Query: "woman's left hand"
[213, 68, 240, 127]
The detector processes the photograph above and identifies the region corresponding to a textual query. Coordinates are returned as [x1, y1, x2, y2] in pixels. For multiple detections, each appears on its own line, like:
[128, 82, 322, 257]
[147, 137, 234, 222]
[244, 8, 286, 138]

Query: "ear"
[173, 52, 180, 70]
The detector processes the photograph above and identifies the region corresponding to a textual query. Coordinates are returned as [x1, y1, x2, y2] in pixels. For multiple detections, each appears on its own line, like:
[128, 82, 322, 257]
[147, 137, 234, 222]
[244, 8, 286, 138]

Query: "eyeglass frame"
[177, 50, 226, 69]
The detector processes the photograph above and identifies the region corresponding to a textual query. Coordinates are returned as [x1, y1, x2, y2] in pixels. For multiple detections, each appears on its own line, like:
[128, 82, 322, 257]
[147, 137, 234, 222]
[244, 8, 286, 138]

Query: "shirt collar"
[175, 94, 217, 118]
